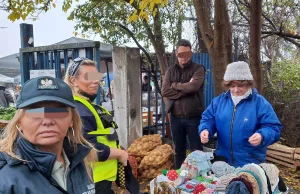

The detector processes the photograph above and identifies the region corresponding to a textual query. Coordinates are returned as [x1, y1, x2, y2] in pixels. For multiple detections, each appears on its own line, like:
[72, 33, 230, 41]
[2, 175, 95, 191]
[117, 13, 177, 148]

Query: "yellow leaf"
[52, 3, 56, 8]
[129, 0, 134, 4]
[149, 2, 155, 11]
[74, 31, 78, 37]
[289, 29, 295, 35]
[139, 0, 148, 10]
[144, 14, 149, 22]
[153, 8, 157, 17]
[21, 14, 27, 20]
[81, 34, 86, 38]
[68, 13, 74, 20]
[128, 14, 138, 23]
[8, 13, 16, 22]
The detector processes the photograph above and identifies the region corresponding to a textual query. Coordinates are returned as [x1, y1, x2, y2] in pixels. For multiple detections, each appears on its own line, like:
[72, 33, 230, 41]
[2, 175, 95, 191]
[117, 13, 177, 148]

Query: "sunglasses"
[25, 107, 69, 118]
[69, 57, 89, 76]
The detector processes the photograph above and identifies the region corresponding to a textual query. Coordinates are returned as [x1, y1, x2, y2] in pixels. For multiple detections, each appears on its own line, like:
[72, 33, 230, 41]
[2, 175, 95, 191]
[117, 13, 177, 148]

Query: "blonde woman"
[64, 58, 132, 194]
[0, 76, 98, 194]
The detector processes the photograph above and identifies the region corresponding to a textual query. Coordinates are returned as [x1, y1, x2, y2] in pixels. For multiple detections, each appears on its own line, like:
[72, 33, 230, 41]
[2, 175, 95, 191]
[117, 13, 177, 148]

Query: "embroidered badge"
[37, 78, 58, 90]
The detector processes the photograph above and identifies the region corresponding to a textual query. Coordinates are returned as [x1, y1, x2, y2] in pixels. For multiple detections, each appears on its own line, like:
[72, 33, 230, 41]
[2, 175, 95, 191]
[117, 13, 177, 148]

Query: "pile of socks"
[226, 163, 287, 194]
[215, 173, 237, 191]
[211, 161, 236, 178]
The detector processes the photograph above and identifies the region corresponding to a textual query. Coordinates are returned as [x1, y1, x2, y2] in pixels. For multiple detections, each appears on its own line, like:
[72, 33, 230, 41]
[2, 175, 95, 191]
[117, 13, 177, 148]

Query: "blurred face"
[176, 46, 192, 66]
[229, 81, 251, 96]
[143, 78, 148, 84]
[72, 65, 100, 95]
[18, 102, 73, 150]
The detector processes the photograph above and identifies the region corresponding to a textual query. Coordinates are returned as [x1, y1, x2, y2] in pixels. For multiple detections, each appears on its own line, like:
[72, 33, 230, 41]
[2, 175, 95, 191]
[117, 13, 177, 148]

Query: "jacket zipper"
[50, 178, 69, 194]
[230, 106, 237, 166]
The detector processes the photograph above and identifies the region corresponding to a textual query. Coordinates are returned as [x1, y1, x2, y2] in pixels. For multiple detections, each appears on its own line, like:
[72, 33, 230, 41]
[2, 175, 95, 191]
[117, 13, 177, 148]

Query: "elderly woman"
[64, 58, 130, 194]
[199, 61, 282, 167]
[0, 76, 98, 194]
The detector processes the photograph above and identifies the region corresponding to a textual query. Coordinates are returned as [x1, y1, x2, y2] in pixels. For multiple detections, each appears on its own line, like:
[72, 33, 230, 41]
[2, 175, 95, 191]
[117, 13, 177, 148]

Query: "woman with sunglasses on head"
[64, 58, 131, 194]
[199, 61, 282, 168]
[0, 76, 98, 194]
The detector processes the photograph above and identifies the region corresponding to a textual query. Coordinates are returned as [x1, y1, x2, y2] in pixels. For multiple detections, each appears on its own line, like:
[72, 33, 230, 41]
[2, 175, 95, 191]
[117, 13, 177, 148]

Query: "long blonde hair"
[64, 59, 97, 100]
[0, 108, 98, 181]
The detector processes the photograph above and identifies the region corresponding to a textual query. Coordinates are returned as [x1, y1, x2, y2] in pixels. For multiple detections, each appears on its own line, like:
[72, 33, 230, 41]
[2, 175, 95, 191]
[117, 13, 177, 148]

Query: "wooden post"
[113, 47, 142, 148]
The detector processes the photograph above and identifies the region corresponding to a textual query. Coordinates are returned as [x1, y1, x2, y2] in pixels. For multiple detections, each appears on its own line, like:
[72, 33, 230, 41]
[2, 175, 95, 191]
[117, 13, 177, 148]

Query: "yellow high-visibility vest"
[74, 96, 118, 183]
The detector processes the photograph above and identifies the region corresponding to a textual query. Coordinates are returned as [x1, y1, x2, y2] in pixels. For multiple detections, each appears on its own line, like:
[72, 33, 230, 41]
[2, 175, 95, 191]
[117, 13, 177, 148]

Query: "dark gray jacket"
[0, 86, 14, 108]
[0, 137, 95, 194]
[162, 61, 205, 117]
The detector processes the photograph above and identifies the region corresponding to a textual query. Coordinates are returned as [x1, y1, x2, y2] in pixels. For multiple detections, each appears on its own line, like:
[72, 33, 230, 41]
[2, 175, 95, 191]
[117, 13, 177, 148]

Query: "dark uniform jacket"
[0, 137, 95, 194]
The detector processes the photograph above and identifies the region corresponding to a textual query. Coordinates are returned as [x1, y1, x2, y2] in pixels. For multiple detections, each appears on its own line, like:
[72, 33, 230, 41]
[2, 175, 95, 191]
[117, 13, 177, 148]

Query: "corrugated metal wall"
[191, 53, 214, 108]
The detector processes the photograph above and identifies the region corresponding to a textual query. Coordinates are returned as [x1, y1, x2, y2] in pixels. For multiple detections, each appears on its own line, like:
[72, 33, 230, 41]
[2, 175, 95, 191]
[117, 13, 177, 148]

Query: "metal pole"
[20, 23, 34, 84]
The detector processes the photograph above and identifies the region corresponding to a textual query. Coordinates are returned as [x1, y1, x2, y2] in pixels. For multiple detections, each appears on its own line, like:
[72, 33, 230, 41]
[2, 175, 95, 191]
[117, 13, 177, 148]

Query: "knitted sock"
[278, 176, 287, 192]
[229, 177, 253, 194]
[262, 168, 272, 194]
[212, 161, 235, 178]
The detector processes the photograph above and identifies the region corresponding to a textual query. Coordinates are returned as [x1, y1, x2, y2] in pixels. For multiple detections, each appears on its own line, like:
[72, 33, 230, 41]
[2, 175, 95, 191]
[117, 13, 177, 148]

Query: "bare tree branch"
[282, 37, 300, 48]
[262, 31, 300, 39]
[116, 22, 161, 94]
[262, 12, 277, 30]
[261, 34, 273, 39]
[234, 0, 250, 23]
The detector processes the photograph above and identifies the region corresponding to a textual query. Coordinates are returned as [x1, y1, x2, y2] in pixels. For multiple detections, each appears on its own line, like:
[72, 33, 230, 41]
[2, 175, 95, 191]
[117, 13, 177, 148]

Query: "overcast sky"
[0, 1, 197, 58]
[0, 0, 103, 58]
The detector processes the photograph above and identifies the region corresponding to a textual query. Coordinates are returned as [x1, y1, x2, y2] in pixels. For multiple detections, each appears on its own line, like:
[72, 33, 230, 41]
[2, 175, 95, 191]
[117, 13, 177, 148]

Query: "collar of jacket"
[0, 136, 91, 179]
[175, 60, 193, 69]
[225, 88, 258, 100]
[79, 90, 97, 102]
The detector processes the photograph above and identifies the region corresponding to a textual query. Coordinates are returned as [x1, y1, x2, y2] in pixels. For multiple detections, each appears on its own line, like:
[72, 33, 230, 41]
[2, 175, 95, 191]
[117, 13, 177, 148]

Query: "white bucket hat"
[224, 61, 253, 81]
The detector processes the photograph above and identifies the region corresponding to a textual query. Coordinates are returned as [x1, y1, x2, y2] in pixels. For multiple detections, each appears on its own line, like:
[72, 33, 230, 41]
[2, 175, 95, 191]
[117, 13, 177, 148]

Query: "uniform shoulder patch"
[37, 77, 58, 90]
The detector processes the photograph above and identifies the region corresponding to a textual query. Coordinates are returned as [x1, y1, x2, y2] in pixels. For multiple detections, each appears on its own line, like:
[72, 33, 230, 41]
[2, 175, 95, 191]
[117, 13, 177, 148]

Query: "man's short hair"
[143, 75, 149, 80]
[176, 39, 192, 49]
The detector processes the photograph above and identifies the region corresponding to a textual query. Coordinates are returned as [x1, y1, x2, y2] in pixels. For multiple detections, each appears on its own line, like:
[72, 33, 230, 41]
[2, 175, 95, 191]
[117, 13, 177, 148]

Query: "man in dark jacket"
[0, 85, 14, 108]
[142, 75, 152, 92]
[162, 39, 205, 169]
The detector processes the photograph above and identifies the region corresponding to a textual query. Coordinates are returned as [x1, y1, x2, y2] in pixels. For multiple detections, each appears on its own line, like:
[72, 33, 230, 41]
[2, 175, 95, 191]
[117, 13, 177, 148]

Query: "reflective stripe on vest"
[74, 96, 118, 182]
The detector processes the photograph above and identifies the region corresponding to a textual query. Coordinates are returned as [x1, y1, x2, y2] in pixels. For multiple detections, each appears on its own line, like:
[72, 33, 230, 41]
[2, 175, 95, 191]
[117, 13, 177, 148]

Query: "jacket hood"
[0, 136, 92, 179]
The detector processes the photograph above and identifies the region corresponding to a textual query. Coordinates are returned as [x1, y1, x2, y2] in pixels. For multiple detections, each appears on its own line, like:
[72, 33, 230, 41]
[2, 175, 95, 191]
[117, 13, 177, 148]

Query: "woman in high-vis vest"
[64, 57, 128, 194]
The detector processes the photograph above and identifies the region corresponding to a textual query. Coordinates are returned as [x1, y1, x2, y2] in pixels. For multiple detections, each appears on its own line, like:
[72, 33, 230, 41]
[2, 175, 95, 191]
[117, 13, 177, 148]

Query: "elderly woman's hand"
[248, 133, 263, 146]
[200, 130, 209, 144]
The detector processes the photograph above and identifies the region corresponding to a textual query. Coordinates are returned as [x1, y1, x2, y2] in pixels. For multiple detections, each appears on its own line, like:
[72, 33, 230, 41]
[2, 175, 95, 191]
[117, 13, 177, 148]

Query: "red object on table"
[167, 170, 179, 181]
[193, 184, 206, 194]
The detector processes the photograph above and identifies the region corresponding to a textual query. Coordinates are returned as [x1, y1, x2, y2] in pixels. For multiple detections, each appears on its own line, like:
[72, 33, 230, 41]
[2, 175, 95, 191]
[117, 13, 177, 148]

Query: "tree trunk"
[223, 2, 233, 65]
[213, 0, 227, 95]
[249, 0, 263, 93]
[193, 0, 232, 96]
[143, 9, 169, 76]
[196, 23, 208, 53]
